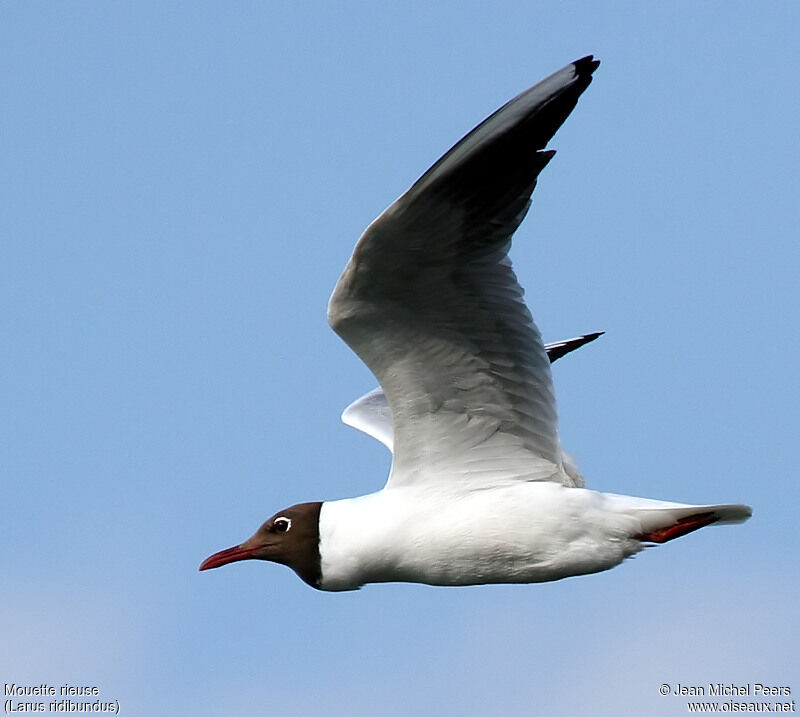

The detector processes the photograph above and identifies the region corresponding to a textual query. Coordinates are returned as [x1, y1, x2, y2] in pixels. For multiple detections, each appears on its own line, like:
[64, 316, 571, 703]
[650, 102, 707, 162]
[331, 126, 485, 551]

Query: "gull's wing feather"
[341, 388, 587, 488]
[342, 387, 394, 452]
[328, 57, 599, 490]
[541, 331, 603, 362]
[341, 333, 604, 455]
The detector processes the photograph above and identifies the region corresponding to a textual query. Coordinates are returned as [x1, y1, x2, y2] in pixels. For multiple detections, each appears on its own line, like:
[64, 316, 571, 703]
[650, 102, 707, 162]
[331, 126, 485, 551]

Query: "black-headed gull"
[200, 57, 751, 590]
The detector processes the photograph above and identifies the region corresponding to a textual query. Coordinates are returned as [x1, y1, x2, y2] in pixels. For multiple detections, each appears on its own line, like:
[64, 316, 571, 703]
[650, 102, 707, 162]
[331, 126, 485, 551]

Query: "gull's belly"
[379, 495, 636, 586]
[318, 483, 641, 590]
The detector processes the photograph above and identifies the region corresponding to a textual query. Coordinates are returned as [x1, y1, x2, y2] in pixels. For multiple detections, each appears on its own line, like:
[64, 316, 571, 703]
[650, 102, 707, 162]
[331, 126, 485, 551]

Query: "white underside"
[317, 483, 751, 591]
[317, 483, 708, 591]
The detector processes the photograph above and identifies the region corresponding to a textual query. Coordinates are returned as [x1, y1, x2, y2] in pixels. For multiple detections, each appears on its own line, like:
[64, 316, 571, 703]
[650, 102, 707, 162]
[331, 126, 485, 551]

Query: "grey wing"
[341, 332, 604, 455]
[328, 57, 599, 489]
[341, 385, 588, 488]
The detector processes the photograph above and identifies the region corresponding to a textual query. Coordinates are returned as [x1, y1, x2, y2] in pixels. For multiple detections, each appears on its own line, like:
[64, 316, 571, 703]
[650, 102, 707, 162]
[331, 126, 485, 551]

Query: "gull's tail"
[606, 494, 752, 543]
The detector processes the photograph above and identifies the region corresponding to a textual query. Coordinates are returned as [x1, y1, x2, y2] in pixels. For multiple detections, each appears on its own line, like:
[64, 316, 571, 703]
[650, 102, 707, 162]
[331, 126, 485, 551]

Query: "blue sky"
[3, 2, 798, 715]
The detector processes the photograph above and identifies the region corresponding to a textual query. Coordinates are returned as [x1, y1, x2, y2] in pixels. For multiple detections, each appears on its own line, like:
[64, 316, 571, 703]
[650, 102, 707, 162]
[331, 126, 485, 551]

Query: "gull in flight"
[200, 56, 751, 590]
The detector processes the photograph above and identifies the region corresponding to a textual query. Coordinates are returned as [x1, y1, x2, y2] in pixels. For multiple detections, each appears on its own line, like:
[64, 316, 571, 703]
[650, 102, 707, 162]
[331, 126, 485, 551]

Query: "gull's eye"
[273, 517, 292, 533]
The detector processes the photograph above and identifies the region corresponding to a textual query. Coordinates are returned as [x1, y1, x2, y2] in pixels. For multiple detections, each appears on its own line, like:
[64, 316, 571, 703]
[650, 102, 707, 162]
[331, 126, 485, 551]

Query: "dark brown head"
[199, 502, 323, 588]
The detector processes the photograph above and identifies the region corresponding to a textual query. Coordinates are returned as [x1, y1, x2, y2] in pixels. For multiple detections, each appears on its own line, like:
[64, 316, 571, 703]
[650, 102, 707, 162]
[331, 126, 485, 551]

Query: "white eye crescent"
[273, 517, 292, 533]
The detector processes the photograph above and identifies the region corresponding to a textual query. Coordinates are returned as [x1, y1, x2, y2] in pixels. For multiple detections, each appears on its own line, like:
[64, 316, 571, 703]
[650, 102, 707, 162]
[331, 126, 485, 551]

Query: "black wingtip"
[582, 330, 605, 342]
[546, 331, 605, 363]
[573, 55, 601, 76]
